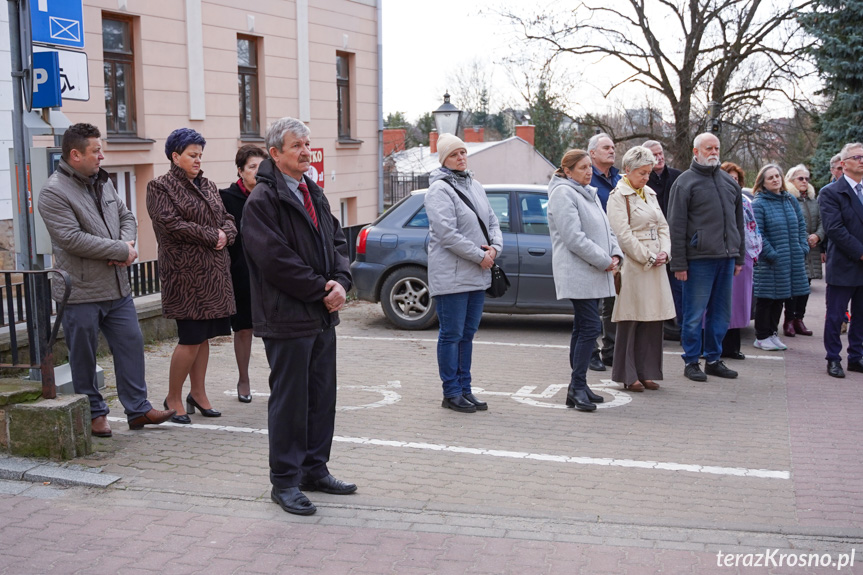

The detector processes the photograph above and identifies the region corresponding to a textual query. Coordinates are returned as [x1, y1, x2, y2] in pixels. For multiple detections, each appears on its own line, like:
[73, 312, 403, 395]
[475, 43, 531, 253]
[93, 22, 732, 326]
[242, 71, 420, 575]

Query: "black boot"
[565, 385, 597, 411]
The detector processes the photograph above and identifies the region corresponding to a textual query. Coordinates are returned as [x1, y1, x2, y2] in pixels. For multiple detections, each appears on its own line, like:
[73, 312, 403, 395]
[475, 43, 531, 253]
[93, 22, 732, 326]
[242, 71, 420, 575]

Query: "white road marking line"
[108, 417, 789, 479]
[222, 381, 402, 411]
[341, 336, 785, 361]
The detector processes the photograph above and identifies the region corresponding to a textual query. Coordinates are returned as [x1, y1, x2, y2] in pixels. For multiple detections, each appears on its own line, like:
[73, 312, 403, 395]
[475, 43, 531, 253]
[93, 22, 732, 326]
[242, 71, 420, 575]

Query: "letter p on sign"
[31, 51, 62, 108]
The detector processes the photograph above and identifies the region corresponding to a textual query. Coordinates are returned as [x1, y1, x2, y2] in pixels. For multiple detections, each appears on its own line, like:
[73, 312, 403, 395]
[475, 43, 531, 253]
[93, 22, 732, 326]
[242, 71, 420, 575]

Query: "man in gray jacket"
[668, 133, 745, 382]
[38, 124, 174, 437]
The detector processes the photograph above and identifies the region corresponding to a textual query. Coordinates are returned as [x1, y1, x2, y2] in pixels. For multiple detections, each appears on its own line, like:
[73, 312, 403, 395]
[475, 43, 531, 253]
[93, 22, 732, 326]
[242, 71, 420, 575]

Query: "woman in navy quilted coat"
[751, 164, 809, 351]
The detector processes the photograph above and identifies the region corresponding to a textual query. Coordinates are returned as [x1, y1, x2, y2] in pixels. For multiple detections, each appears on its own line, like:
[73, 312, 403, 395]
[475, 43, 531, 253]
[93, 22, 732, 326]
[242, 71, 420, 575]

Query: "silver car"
[350, 184, 570, 329]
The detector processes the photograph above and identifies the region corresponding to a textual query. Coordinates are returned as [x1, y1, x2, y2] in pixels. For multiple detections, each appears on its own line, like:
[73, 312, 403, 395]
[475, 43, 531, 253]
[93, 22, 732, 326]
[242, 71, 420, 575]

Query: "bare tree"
[503, 0, 817, 167]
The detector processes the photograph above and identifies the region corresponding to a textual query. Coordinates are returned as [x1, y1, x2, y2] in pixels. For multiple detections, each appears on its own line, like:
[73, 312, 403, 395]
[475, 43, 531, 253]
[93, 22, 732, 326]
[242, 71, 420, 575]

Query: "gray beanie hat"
[437, 133, 467, 166]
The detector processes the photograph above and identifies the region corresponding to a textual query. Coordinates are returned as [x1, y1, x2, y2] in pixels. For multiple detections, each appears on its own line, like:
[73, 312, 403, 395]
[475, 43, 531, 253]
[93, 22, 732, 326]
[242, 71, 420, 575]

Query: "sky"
[381, 0, 523, 122]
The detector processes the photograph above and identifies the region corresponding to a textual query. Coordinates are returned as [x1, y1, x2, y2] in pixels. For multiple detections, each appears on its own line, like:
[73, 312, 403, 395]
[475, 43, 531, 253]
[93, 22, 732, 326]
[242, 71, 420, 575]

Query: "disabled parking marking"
[341, 336, 785, 361]
[222, 380, 402, 411]
[108, 416, 789, 480]
[493, 380, 631, 409]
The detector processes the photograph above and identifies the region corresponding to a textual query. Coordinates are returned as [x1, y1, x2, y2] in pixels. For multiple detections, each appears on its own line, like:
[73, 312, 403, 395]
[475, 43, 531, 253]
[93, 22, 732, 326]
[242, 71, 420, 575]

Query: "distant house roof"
[391, 136, 554, 175]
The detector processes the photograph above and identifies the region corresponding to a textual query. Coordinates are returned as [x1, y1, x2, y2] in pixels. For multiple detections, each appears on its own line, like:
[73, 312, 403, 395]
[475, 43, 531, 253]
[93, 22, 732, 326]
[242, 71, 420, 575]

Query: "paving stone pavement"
[1, 280, 862, 574]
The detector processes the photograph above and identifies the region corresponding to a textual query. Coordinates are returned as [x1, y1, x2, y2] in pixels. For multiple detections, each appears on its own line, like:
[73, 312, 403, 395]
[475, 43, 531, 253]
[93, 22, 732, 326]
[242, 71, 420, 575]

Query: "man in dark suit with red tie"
[818, 142, 863, 378]
[242, 117, 355, 515]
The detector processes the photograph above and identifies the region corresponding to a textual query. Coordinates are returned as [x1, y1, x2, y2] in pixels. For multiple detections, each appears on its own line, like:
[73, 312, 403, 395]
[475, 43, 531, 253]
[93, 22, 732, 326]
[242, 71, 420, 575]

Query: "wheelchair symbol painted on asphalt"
[473, 380, 631, 409]
[223, 380, 402, 411]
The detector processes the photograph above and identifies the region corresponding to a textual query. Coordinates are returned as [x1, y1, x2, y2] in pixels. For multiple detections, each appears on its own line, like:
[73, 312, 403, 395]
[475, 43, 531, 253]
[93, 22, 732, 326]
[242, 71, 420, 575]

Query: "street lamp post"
[432, 92, 462, 137]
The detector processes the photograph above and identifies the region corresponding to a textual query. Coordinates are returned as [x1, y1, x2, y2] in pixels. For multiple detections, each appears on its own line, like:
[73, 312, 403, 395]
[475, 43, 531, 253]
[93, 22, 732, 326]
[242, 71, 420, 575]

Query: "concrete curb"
[0, 455, 120, 487]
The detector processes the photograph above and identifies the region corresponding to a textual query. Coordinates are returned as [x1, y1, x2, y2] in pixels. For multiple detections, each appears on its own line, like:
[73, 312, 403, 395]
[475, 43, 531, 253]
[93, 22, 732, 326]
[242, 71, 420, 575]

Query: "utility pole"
[7, 0, 47, 384]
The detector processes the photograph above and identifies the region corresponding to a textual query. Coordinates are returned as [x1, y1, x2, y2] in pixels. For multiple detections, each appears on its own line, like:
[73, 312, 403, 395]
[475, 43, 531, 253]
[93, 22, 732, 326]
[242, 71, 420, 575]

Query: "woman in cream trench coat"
[608, 146, 676, 392]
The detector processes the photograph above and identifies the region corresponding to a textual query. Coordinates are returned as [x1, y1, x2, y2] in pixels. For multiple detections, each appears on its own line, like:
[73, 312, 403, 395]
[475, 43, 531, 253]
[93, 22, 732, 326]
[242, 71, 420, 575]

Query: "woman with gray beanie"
[425, 133, 503, 413]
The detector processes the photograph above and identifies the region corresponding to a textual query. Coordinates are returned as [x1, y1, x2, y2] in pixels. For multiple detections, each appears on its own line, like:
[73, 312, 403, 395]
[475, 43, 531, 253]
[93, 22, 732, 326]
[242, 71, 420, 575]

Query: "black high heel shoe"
[237, 384, 252, 404]
[164, 399, 191, 424]
[565, 389, 597, 412]
[186, 394, 221, 417]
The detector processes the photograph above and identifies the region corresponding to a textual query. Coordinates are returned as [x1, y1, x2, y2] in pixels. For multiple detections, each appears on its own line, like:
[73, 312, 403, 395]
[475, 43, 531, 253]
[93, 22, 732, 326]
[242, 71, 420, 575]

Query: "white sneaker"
[769, 333, 788, 350]
[754, 337, 782, 351]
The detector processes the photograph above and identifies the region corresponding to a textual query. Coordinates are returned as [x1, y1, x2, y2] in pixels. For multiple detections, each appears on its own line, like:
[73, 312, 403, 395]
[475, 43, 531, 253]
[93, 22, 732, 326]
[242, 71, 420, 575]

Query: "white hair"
[642, 140, 662, 150]
[785, 164, 810, 181]
[830, 153, 842, 167]
[588, 133, 613, 152]
[622, 146, 656, 172]
[693, 132, 718, 149]
[840, 142, 863, 160]
[266, 117, 310, 151]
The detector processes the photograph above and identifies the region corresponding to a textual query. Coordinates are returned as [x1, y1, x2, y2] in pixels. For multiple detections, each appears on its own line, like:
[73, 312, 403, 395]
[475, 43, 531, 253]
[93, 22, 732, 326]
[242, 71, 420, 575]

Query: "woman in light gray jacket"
[425, 134, 503, 414]
[548, 149, 623, 412]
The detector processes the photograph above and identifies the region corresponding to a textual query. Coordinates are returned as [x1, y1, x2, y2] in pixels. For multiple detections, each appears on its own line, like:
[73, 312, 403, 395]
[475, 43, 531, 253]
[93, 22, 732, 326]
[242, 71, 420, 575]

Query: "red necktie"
[298, 181, 318, 229]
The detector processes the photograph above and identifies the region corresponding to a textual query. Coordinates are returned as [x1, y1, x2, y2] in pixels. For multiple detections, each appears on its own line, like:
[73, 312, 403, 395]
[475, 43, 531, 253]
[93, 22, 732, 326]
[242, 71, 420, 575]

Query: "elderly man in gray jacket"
[38, 124, 174, 437]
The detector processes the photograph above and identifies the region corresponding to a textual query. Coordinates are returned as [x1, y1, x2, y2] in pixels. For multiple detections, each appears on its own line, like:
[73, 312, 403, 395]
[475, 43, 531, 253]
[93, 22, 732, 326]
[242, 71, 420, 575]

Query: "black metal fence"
[0, 269, 71, 398]
[127, 259, 160, 297]
[385, 173, 429, 207]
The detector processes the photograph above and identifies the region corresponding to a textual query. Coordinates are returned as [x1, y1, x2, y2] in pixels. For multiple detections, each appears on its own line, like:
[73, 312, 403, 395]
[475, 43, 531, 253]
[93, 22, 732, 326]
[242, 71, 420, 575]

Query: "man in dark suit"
[242, 117, 355, 515]
[818, 142, 863, 378]
[645, 140, 683, 339]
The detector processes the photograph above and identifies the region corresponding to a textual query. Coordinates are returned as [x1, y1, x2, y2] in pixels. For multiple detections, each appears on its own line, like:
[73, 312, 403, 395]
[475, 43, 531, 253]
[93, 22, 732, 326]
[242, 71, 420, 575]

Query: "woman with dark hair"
[750, 164, 809, 351]
[147, 128, 237, 423]
[220, 145, 268, 403]
[720, 162, 761, 360]
[548, 149, 622, 411]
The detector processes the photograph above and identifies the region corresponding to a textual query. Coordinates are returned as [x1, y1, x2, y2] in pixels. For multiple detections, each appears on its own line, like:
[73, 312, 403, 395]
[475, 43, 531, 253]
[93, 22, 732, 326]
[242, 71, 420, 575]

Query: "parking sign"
[30, 0, 85, 49]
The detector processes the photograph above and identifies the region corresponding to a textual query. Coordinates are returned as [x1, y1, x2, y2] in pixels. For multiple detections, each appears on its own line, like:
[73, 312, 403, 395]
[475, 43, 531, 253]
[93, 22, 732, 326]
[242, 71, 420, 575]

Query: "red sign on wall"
[305, 148, 325, 188]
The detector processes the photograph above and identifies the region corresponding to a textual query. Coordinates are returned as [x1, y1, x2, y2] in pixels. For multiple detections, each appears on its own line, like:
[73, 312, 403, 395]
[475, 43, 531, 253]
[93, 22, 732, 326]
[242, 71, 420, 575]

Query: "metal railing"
[385, 173, 429, 207]
[127, 259, 160, 297]
[0, 269, 71, 399]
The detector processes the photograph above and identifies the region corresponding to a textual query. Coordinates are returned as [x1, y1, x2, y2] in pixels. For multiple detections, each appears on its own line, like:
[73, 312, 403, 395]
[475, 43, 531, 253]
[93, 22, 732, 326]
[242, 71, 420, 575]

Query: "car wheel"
[380, 266, 437, 330]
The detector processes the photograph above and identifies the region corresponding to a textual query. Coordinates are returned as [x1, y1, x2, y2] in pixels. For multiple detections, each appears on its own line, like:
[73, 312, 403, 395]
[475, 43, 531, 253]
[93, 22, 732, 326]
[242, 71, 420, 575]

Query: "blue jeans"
[570, 299, 602, 391]
[435, 290, 485, 398]
[680, 259, 734, 365]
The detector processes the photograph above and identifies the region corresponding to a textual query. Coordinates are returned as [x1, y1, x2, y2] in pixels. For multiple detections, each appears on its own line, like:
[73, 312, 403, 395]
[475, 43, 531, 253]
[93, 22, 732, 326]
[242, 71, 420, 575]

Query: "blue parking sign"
[30, 0, 85, 49]
[31, 51, 62, 109]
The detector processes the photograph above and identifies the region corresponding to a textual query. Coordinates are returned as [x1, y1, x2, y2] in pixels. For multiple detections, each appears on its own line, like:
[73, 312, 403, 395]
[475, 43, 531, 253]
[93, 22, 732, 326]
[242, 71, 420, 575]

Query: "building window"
[336, 52, 351, 139]
[238, 36, 260, 137]
[103, 16, 136, 135]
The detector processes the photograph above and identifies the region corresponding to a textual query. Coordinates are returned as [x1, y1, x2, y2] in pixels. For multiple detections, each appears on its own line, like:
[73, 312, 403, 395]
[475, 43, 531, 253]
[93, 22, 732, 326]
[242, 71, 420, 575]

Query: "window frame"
[336, 52, 352, 140]
[102, 15, 137, 136]
[237, 35, 261, 138]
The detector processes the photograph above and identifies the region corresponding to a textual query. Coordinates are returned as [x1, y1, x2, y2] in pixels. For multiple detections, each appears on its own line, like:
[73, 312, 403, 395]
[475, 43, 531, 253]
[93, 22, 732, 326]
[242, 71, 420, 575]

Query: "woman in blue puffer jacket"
[751, 164, 809, 351]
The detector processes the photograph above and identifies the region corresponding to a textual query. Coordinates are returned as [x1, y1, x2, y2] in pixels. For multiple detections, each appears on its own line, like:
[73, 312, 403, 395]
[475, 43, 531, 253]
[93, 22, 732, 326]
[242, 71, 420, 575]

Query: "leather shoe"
[828, 360, 846, 378]
[271, 487, 316, 515]
[793, 319, 813, 336]
[237, 383, 252, 404]
[129, 408, 177, 430]
[782, 320, 796, 337]
[721, 350, 746, 360]
[705, 360, 738, 379]
[164, 399, 191, 424]
[565, 389, 596, 412]
[588, 354, 606, 372]
[642, 380, 660, 390]
[91, 415, 112, 438]
[847, 359, 863, 374]
[442, 395, 476, 413]
[299, 474, 357, 495]
[462, 393, 487, 410]
[584, 387, 604, 403]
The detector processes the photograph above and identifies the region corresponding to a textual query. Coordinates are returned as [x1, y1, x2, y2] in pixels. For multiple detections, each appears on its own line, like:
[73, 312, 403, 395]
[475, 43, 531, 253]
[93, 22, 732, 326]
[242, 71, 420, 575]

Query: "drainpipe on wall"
[376, 0, 384, 215]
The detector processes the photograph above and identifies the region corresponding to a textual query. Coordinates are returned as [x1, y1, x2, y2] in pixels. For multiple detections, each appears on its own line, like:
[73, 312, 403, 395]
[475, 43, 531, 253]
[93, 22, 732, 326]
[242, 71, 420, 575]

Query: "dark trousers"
[62, 295, 151, 421]
[264, 329, 337, 489]
[754, 297, 785, 340]
[571, 299, 602, 392]
[825, 284, 863, 362]
[593, 295, 616, 362]
[784, 280, 811, 320]
[722, 328, 741, 356]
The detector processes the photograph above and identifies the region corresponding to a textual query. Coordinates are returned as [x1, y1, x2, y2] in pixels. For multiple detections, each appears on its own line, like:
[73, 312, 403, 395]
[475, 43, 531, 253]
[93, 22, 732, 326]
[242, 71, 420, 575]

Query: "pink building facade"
[21, 0, 381, 261]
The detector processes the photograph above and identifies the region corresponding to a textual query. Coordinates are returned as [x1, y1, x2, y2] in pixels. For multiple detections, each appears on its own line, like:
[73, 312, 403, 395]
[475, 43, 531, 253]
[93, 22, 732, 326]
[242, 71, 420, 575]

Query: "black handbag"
[442, 182, 510, 298]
